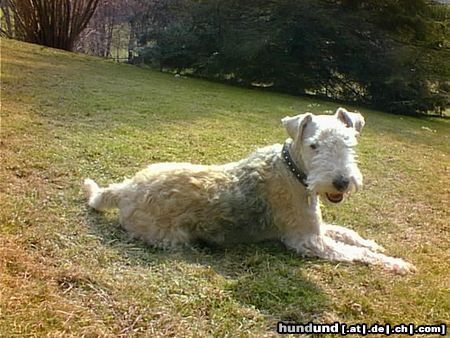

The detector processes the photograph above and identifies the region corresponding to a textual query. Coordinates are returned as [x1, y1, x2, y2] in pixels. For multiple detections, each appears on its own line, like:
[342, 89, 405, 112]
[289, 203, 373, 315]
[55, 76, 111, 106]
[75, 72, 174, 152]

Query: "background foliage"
[137, 0, 450, 116]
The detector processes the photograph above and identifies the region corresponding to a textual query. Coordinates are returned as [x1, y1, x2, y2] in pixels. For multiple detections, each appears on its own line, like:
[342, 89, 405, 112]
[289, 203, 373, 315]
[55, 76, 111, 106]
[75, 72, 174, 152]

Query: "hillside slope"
[1, 39, 449, 336]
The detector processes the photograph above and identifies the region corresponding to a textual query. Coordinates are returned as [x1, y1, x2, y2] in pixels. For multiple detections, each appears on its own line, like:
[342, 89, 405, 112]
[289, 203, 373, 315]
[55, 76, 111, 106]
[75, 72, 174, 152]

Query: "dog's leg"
[323, 223, 385, 252]
[283, 234, 416, 275]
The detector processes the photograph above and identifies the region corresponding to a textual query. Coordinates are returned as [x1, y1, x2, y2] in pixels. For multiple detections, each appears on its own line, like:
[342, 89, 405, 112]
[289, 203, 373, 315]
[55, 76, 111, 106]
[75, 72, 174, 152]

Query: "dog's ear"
[349, 112, 365, 134]
[335, 107, 365, 134]
[335, 107, 353, 128]
[281, 113, 313, 140]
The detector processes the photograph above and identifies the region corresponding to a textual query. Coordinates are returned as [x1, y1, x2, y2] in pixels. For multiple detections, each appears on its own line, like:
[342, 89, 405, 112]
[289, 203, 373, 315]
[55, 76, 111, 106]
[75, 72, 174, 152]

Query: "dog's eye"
[310, 143, 318, 150]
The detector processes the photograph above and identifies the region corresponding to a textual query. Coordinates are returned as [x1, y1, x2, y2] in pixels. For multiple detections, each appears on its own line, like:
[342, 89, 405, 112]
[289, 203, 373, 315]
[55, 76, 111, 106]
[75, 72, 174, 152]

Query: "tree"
[137, 0, 449, 116]
[2, 0, 100, 51]
[75, 0, 145, 59]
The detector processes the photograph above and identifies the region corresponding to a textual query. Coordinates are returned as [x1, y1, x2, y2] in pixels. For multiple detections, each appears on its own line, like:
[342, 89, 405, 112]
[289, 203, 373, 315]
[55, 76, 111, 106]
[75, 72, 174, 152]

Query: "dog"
[84, 107, 415, 274]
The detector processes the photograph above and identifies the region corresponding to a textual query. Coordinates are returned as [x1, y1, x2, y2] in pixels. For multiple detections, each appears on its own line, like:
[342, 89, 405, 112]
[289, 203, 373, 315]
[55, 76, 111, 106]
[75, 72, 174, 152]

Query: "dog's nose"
[332, 175, 350, 192]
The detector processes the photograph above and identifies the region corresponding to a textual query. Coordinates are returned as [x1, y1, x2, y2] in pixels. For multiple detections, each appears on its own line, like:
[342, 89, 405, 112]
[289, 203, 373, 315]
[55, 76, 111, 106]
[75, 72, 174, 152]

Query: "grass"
[1, 38, 449, 337]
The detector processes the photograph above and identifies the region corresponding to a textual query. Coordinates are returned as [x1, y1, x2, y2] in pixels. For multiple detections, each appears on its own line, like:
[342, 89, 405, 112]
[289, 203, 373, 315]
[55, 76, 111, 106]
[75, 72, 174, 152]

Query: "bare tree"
[3, 0, 100, 51]
[76, 0, 146, 61]
[76, 0, 116, 57]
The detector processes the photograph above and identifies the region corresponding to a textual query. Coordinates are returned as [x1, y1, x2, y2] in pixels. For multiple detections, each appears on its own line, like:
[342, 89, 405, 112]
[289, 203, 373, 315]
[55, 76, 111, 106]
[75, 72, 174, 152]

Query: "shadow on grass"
[85, 208, 330, 323]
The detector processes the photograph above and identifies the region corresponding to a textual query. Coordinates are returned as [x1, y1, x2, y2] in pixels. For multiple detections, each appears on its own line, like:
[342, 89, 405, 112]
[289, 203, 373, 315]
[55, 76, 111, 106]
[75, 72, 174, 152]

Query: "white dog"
[84, 107, 415, 274]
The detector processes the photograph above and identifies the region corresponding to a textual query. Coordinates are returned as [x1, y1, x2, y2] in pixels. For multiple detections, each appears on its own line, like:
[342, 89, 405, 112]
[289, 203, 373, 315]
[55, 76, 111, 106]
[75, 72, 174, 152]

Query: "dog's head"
[281, 107, 365, 203]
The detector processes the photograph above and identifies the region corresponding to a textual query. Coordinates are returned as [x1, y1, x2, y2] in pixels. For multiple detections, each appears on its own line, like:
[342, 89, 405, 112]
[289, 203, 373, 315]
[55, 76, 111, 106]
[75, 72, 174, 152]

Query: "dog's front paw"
[382, 257, 417, 275]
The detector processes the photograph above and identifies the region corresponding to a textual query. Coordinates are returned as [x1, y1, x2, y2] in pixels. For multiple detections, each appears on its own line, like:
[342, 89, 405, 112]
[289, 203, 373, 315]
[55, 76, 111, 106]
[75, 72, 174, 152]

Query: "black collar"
[281, 143, 308, 187]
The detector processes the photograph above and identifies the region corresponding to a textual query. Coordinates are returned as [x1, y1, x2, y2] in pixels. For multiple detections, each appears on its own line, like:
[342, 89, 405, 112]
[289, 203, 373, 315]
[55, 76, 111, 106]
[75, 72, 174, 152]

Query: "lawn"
[1, 38, 449, 337]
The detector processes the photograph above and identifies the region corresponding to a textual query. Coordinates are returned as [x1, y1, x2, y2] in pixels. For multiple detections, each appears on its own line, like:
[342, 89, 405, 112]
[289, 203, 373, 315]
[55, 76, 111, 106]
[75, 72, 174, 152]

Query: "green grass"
[1, 38, 449, 337]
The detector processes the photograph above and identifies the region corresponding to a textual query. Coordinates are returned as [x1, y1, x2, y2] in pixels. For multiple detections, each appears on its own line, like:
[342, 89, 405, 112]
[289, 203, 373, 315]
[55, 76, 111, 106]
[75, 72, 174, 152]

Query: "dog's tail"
[83, 178, 124, 211]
